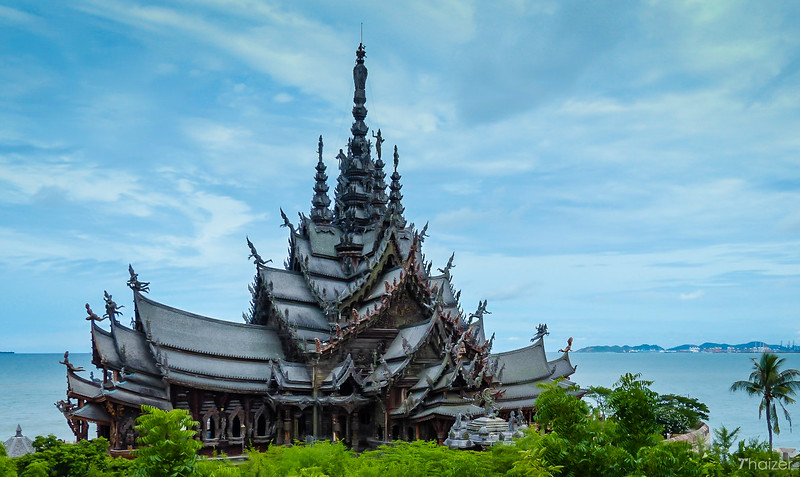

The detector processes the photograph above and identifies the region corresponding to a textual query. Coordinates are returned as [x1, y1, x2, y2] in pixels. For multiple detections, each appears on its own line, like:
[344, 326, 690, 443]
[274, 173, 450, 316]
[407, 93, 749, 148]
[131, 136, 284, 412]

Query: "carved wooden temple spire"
[311, 135, 333, 225]
[334, 43, 376, 232]
[387, 145, 406, 228]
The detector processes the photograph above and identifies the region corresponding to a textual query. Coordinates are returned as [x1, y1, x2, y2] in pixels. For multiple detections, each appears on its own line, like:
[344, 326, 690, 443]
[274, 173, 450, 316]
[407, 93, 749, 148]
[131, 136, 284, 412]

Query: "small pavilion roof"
[3, 425, 34, 457]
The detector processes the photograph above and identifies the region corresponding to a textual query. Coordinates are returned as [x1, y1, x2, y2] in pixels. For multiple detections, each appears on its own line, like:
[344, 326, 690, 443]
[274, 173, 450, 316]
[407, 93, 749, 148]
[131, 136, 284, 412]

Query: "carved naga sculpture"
[103, 291, 123, 321]
[127, 265, 150, 293]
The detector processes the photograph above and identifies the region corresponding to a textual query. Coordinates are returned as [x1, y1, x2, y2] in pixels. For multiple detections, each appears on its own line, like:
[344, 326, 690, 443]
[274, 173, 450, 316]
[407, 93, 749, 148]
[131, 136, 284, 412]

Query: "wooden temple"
[58, 44, 578, 454]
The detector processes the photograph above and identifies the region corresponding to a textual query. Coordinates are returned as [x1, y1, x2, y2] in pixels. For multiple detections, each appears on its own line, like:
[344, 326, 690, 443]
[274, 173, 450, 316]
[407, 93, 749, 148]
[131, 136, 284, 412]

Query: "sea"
[1, 352, 800, 450]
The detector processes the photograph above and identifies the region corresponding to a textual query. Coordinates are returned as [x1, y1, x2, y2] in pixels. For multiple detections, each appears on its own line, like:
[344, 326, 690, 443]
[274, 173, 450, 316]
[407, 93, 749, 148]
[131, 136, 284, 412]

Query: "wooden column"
[351, 411, 359, 448]
[284, 409, 292, 444]
[345, 413, 351, 445]
[332, 413, 340, 442]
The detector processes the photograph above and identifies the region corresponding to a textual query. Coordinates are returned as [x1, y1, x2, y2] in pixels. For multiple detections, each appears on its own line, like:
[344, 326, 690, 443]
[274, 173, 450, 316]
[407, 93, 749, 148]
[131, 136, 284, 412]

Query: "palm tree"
[730, 352, 800, 450]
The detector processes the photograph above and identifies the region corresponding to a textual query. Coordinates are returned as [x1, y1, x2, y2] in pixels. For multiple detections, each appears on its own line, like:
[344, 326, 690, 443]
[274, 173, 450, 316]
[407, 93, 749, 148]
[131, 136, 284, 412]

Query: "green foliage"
[133, 405, 203, 477]
[0, 444, 15, 477]
[19, 462, 46, 477]
[585, 385, 612, 419]
[711, 425, 740, 463]
[607, 373, 663, 453]
[31, 435, 60, 452]
[506, 446, 563, 477]
[657, 394, 710, 429]
[358, 440, 490, 477]
[731, 352, 800, 450]
[12, 436, 129, 477]
[242, 440, 354, 477]
[633, 441, 702, 477]
[533, 381, 589, 441]
[726, 438, 795, 476]
[655, 406, 690, 437]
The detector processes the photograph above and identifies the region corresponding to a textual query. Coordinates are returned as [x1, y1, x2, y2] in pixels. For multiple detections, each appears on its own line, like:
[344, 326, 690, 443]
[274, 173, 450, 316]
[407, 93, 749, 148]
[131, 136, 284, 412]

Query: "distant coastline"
[0, 351, 13, 354]
[577, 341, 800, 353]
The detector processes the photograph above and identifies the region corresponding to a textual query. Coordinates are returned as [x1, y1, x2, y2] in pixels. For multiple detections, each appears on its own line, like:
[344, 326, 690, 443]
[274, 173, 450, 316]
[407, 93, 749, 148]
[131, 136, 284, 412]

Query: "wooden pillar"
[332, 413, 340, 442]
[276, 408, 284, 445]
[244, 398, 251, 440]
[293, 412, 300, 441]
[415, 424, 420, 441]
[345, 413, 351, 445]
[351, 411, 359, 448]
[384, 399, 390, 442]
[433, 419, 446, 445]
[284, 409, 292, 444]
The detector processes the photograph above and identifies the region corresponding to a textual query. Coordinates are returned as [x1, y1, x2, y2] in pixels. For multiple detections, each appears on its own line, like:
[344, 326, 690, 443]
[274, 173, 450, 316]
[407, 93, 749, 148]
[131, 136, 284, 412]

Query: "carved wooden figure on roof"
[126, 265, 150, 293]
[102, 291, 123, 321]
[85, 303, 103, 321]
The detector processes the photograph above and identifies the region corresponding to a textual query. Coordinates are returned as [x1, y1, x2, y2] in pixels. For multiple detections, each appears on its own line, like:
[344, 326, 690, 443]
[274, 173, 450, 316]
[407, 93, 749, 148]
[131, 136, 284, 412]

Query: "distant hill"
[577, 341, 800, 353]
[577, 344, 664, 353]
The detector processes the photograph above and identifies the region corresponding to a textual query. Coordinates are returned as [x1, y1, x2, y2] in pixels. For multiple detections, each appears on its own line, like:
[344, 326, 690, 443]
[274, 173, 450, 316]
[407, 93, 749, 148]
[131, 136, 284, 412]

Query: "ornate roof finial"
[351, 43, 368, 145]
[332, 43, 376, 232]
[103, 291, 124, 322]
[370, 130, 388, 222]
[311, 135, 334, 225]
[387, 145, 406, 228]
[127, 264, 150, 293]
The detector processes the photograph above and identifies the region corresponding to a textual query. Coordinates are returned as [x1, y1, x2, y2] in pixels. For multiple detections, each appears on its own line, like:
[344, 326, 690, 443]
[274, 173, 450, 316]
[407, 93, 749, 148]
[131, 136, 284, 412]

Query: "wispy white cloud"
[679, 290, 706, 301]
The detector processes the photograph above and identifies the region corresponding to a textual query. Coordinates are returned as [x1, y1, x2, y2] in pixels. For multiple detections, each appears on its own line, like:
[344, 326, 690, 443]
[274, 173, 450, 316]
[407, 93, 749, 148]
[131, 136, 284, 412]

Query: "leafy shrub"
[655, 406, 689, 437]
[13, 436, 127, 477]
[133, 405, 202, 477]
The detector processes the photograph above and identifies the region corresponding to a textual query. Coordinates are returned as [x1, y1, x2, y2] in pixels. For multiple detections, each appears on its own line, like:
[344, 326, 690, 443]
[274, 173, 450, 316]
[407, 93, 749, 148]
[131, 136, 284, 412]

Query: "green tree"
[0, 442, 16, 477]
[134, 405, 202, 477]
[633, 441, 702, 477]
[533, 381, 589, 441]
[711, 425, 740, 463]
[12, 436, 117, 477]
[607, 373, 662, 453]
[656, 394, 709, 429]
[730, 352, 800, 450]
[586, 386, 612, 420]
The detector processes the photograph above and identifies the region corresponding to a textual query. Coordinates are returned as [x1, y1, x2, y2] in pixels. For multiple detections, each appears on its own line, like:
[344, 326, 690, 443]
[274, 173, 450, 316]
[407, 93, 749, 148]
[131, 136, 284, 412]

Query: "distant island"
[577, 341, 800, 353]
[0, 351, 14, 354]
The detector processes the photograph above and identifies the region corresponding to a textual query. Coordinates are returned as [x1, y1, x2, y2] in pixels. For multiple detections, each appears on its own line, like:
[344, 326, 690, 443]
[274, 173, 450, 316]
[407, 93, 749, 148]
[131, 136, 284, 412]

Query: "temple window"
[256, 413, 267, 436]
[231, 415, 241, 438]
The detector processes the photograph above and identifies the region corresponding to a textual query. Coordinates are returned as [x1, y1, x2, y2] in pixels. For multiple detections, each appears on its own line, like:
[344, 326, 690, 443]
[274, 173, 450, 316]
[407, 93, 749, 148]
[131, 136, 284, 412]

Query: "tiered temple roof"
[59, 44, 578, 453]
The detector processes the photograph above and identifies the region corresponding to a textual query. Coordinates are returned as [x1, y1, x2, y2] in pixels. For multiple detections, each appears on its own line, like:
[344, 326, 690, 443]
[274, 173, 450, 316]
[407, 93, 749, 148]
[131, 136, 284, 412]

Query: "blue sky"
[1, 1, 798, 353]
